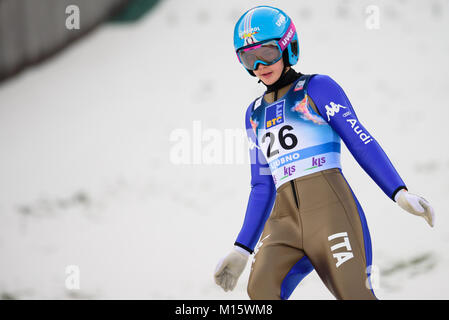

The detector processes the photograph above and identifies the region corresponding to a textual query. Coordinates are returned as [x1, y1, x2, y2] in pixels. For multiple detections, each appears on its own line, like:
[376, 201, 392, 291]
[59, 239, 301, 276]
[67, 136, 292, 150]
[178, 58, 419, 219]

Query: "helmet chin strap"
[271, 65, 288, 101]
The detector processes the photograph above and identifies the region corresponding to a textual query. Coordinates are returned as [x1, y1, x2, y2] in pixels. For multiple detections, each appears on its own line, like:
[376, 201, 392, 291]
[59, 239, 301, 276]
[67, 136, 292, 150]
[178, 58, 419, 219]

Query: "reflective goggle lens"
[237, 41, 282, 71]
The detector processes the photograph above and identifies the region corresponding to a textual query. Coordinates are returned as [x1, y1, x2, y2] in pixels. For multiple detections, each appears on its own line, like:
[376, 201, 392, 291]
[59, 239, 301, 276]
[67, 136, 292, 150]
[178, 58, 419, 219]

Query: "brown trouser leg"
[247, 168, 376, 300]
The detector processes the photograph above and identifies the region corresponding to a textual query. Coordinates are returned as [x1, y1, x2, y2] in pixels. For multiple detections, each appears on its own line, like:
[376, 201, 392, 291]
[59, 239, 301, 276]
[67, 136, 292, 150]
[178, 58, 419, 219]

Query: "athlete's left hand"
[395, 189, 435, 227]
[214, 247, 249, 292]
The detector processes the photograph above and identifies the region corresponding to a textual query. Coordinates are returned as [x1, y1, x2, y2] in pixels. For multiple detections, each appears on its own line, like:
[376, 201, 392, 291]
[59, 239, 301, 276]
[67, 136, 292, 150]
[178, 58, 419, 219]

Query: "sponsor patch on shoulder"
[294, 80, 305, 91]
[254, 97, 263, 110]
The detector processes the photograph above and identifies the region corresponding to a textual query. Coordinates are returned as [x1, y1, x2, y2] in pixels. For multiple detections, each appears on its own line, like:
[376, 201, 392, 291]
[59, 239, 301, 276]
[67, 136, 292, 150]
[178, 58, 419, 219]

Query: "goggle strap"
[278, 20, 296, 51]
[242, 43, 263, 52]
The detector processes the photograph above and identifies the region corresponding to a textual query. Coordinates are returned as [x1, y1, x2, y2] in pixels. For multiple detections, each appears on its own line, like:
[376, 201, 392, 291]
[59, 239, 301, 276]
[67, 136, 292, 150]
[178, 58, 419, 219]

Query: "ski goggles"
[236, 40, 282, 71]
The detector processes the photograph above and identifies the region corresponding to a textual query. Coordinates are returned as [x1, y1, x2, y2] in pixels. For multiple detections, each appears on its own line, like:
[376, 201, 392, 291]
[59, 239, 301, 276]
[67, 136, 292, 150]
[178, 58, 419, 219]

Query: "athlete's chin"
[258, 73, 277, 85]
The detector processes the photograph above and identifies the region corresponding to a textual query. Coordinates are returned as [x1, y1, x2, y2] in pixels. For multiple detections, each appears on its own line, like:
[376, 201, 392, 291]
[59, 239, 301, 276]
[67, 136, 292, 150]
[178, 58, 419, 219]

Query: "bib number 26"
[262, 125, 298, 159]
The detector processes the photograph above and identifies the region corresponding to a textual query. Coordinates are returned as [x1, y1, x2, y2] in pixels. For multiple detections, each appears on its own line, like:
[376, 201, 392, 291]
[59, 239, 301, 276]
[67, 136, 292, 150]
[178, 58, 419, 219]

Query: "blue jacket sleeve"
[308, 74, 407, 200]
[234, 102, 277, 254]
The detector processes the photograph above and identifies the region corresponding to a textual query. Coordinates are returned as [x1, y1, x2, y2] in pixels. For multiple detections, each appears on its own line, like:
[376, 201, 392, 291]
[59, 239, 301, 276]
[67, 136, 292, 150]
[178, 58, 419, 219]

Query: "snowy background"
[0, 0, 448, 300]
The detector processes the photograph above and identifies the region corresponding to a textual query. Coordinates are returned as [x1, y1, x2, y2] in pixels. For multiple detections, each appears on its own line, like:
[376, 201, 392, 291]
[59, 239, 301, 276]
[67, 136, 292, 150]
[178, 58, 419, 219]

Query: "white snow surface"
[0, 0, 448, 300]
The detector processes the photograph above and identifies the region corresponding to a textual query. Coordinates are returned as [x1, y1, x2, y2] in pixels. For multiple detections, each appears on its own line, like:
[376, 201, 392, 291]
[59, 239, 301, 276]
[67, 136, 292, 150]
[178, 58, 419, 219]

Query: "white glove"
[214, 246, 250, 292]
[395, 189, 435, 227]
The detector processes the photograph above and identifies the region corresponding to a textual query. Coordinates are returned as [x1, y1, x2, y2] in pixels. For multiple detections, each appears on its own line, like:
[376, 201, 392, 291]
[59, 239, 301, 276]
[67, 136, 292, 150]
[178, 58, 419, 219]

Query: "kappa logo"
[247, 137, 260, 150]
[325, 102, 347, 121]
[252, 234, 271, 269]
[254, 234, 270, 255]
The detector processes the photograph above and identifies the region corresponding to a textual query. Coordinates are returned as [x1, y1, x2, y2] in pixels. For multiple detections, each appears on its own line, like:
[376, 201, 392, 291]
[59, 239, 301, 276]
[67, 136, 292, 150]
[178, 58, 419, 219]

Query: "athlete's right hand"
[214, 247, 250, 292]
[395, 189, 435, 227]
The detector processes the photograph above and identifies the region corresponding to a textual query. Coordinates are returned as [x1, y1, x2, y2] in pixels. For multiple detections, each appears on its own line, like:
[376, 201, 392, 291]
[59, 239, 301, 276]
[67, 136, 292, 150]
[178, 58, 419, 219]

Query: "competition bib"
[250, 75, 342, 189]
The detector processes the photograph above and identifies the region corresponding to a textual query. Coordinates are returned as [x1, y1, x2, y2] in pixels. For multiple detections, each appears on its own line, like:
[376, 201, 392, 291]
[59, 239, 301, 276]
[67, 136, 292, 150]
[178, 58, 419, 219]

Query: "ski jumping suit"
[235, 74, 407, 300]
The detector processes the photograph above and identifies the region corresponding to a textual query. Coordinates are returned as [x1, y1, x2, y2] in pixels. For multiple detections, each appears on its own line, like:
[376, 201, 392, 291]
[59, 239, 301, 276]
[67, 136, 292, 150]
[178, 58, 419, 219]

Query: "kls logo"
[325, 102, 347, 121]
[282, 165, 296, 178]
[328, 232, 354, 268]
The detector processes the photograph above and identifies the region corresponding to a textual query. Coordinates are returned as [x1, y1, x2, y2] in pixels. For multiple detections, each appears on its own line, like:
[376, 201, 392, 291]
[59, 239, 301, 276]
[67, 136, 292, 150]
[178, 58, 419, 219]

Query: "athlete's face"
[253, 59, 285, 85]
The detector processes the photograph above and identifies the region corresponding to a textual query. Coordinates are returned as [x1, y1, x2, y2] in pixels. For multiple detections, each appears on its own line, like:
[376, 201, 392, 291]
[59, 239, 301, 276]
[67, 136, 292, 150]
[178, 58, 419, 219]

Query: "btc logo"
[265, 100, 285, 129]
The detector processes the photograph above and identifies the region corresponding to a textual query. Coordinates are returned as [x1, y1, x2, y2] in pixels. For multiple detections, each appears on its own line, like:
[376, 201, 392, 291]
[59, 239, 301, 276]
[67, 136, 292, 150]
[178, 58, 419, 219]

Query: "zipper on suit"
[290, 180, 299, 209]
